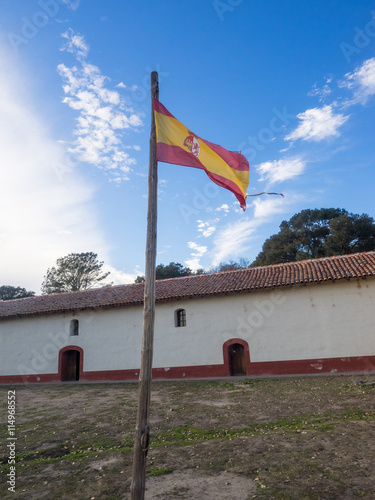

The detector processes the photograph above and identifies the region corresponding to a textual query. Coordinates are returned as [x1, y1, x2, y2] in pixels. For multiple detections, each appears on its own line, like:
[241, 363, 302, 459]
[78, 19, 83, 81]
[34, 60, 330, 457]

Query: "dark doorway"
[61, 350, 80, 381]
[228, 343, 246, 376]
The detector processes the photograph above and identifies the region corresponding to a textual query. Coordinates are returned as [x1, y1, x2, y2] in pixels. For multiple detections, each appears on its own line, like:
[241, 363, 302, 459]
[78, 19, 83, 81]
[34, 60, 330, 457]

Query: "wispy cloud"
[307, 78, 332, 102]
[57, 29, 143, 182]
[197, 219, 217, 238]
[0, 44, 138, 293]
[187, 241, 208, 256]
[340, 57, 375, 105]
[252, 196, 290, 219]
[285, 105, 349, 142]
[256, 156, 306, 184]
[185, 241, 208, 270]
[103, 265, 140, 285]
[210, 218, 261, 268]
[209, 193, 303, 267]
[0, 52, 108, 292]
[215, 204, 230, 213]
[207, 58, 375, 270]
[60, 29, 88, 59]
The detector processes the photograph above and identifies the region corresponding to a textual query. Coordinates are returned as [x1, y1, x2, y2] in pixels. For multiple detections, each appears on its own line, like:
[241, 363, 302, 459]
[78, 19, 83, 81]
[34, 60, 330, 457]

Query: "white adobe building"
[1, 251, 375, 383]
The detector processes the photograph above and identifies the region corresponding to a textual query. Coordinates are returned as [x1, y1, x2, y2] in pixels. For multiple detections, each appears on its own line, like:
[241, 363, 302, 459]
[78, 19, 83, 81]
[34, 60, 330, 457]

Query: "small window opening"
[70, 319, 79, 336]
[175, 309, 186, 327]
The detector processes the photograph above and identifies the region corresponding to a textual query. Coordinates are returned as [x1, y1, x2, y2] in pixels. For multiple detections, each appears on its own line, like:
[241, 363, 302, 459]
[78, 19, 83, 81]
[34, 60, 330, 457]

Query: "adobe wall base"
[1, 354, 375, 383]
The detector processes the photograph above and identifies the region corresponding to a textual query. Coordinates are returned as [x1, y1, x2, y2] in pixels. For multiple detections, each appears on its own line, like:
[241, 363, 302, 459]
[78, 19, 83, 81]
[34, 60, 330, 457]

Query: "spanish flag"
[154, 99, 250, 210]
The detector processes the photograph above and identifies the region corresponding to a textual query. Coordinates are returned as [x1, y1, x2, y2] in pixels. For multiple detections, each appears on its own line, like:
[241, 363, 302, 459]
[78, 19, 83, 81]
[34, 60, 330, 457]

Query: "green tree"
[212, 258, 251, 272]
[0, 285, 35, 300]
[41, 252, 111, 294]
[155, 262, 192, 279]
[252, 208, 375, 266]
[134, 262, 195, 282]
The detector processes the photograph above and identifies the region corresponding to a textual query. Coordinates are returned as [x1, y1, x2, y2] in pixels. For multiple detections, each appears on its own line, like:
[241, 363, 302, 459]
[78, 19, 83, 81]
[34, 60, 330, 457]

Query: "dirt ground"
[1, 373, 375, 499]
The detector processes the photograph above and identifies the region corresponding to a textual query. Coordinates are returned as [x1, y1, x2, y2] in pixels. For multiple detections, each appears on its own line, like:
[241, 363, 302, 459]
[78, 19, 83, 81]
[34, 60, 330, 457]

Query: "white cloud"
[215, 204, 230, 213]
[210, 194, 301, 267]
[202, 226, 216, 238]
[184, 257, 202, 271]
[252, 196, 289, 219]
[285, 105, 349, 142]
[103, 265, 139, 285]
[341, 57, 375, 104]
[185, 241, 207, 271]
[256, 156, 306, 184]
[116, 82, 127, 88]
[308, 84, 329, 100]
[60, 28, 88, 59]
[197, 220, 217, 238]
[0, 51, 111, 293]
[210, 218, 261, 267]
[58, 30, 143, 182]
[187, 241, 207, 257]
[307, 79, 332, 102]
[0, 44, 137, 295]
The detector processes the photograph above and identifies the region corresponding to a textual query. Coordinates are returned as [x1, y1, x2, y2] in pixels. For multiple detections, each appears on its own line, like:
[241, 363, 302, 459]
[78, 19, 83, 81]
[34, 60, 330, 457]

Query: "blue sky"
[1, 0, 375, 293]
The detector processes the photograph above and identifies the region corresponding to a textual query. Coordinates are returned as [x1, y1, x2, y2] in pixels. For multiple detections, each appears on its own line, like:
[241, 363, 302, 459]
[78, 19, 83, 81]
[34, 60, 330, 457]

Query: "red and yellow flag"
[154, 98, 250, 210]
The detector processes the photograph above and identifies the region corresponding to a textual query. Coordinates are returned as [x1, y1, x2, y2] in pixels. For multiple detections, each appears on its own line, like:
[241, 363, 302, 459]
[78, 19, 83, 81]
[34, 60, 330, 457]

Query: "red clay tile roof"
[1, 251, 375, 320]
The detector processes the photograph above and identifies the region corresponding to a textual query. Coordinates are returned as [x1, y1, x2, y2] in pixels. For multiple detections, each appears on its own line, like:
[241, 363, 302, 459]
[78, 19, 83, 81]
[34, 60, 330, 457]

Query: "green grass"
[2, 407, 374, 472]
[148, 467, 174, 477]
[149, 409, 375, 448]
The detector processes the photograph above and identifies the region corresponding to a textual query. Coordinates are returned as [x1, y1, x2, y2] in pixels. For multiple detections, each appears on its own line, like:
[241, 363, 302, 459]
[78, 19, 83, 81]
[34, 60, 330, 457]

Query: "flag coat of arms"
[154, 98, 250, 210]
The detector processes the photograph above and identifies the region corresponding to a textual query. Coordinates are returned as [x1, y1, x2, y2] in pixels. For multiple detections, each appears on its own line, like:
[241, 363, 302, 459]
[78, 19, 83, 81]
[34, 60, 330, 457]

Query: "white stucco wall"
[155, 277, 375, 366]
[1, 276, 374, 377]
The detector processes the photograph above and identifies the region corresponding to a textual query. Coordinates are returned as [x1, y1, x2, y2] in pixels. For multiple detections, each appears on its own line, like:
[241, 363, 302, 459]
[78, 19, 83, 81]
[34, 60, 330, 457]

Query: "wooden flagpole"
[130, 71, 159, 500]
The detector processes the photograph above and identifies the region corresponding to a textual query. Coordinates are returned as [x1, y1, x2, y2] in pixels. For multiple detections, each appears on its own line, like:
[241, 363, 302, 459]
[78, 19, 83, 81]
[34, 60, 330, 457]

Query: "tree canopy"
[211, 258, 251, 272]
[134, 259, 251, 283]
[252, 208, 375, 267]
[41, 252, 111, 294]
[0, 285, 35, 301]
[135, 262, 196, 283]
[155, 262, 193, 279]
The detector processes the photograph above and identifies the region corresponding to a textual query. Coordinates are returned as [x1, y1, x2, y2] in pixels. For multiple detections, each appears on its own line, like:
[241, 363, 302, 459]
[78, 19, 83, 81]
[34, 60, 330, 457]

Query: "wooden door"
[62, 350, 80, 381]
[229, 344, 246, 376]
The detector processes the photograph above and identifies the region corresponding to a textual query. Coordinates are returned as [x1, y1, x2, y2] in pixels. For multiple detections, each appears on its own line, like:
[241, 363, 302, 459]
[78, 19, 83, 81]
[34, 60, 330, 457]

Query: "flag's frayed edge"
[247, 192, 284, 197]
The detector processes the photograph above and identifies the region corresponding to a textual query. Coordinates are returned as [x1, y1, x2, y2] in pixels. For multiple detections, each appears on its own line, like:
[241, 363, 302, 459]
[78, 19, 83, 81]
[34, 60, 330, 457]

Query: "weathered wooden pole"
[130, 71, 159, 500]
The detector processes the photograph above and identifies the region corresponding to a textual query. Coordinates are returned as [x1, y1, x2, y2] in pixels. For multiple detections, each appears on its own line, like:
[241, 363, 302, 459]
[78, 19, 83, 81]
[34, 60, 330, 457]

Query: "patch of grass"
[343, 408, 375, 420]
[122, 436, 134, 448]
[150, 408, 375, 449]
[239, 379, 263, 387]
[148, 467, 174, 477]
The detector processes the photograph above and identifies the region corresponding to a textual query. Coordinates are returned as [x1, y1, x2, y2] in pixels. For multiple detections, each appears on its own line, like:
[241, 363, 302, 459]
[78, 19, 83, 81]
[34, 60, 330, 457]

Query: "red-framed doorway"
[222, 339, 251, 376]
[59, 346, 84, 382]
